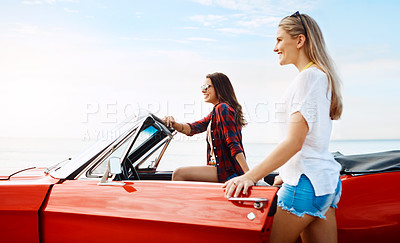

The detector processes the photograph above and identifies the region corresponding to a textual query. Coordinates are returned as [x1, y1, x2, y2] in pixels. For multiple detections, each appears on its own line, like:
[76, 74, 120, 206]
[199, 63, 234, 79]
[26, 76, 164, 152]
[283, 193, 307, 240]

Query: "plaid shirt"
[187, 103, 245, 182]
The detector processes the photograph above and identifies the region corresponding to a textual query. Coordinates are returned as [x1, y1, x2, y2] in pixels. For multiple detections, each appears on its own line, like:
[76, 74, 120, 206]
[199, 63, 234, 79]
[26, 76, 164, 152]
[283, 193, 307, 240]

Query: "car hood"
[0, 167, 50, 181]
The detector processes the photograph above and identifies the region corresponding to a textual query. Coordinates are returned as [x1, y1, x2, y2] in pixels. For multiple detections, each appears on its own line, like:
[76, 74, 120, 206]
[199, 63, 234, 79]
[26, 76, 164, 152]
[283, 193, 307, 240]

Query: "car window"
[89, 131, 135, 177]
[87, 124, 166, 178]
[137, 139, 168, 170]
[125, 124, 168, 169]
[129, 125, 158, 154]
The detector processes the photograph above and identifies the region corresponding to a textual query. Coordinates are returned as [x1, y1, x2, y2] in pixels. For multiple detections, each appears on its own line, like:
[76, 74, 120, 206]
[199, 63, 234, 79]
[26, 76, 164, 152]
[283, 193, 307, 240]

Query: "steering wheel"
[121, 158, 140, 180]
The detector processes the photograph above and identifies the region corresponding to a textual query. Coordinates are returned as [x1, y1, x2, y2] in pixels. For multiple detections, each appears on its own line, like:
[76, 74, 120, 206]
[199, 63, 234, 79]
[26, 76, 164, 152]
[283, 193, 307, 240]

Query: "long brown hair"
[206, 72, 247, 127]
[279, 13, 343, 120]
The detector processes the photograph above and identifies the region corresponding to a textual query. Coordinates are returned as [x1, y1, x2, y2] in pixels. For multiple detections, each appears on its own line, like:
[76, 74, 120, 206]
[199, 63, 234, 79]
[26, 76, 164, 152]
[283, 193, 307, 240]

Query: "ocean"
[1, 137, 399, 171]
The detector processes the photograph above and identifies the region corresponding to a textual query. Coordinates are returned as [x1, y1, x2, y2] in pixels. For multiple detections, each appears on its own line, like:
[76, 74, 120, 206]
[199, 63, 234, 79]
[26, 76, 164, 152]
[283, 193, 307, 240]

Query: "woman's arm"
[170, 121, 191, 135]
[176, 122, 191, 135]
[223, 111, 309, 198]
[163, 116, 191, 135]
[235, 152, 249, 173]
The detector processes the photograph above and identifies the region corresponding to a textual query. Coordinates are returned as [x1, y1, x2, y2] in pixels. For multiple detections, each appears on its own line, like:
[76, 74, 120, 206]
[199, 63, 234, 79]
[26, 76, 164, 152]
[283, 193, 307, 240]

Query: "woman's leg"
[300, 207, 338, 243]
[172, 166, 218, 182]
[270, 207, 315, 243]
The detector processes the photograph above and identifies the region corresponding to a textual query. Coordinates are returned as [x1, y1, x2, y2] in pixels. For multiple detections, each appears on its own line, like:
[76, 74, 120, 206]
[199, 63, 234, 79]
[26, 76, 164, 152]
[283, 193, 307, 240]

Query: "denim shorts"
[277, 174, 342, 219]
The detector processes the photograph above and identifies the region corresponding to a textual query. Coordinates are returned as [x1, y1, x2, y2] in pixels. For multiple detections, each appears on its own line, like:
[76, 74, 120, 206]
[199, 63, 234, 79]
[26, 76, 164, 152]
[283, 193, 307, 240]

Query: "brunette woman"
[163, 72, 249, 183]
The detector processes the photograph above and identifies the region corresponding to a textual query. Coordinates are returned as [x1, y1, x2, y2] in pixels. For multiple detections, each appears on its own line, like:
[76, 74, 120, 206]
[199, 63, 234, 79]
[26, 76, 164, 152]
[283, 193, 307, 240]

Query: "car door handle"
[228, 197, 268, 210]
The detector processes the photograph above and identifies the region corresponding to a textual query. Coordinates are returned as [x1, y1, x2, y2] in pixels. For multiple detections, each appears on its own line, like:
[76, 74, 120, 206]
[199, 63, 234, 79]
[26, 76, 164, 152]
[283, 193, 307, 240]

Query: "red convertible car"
[1, 113, 399, 242]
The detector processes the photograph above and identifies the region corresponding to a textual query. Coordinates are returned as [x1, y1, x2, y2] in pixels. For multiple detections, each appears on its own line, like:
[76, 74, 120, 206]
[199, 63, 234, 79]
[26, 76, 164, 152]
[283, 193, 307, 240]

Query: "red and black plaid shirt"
[187, 103, 245, 182]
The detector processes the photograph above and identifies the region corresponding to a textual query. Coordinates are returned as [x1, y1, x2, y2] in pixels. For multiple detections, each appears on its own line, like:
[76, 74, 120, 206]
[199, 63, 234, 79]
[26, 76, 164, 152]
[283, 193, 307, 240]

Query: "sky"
[1, 0, 399, 143]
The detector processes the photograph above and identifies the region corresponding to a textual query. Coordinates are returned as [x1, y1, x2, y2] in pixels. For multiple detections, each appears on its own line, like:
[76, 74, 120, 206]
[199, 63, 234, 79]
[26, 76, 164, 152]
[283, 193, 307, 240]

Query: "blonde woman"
[224, 12, 343, 243]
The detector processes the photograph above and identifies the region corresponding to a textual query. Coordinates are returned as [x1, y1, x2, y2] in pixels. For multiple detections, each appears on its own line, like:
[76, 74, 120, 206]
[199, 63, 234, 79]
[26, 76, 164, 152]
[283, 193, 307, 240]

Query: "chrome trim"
[50, 112, 176, 180]
[133, 137, 170, 169]
[98, 182, 126, 186]
[80, 121, 144, 180]
[153, 137, 172, 169]
[228, 197, 268, 210]
[45, 158, 71, 175]
[49, 114, 147, 179]
[228, 197, 268, 202]
[83, 116, 170, 179]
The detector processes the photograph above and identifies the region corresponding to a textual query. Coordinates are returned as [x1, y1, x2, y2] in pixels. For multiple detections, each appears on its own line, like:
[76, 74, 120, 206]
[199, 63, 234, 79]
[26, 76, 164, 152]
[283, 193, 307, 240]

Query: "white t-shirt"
[276, 67, 341, 196]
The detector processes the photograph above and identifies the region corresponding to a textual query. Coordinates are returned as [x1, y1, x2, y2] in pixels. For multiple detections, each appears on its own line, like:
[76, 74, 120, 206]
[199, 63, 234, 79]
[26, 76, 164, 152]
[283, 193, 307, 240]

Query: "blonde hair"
[279, 13, 343, 120]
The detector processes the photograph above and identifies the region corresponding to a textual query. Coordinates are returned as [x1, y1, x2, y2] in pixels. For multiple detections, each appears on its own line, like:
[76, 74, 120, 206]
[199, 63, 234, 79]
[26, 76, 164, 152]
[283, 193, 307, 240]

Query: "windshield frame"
[49, 114, 147, 179]
[49, 113, 175, 180]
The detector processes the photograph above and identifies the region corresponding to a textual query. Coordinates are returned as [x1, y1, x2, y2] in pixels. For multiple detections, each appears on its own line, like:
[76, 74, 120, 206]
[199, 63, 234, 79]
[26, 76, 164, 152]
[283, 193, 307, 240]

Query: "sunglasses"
[201, 84, 212, 92]
[290, 11, 308, 38]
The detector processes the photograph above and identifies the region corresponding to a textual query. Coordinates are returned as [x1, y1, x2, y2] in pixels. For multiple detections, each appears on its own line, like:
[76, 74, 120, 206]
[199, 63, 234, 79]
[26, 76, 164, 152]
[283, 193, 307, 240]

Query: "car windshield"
[129, 126, 159, 155]
[49, 113, 146, 179]
[88, 125, 160, 177]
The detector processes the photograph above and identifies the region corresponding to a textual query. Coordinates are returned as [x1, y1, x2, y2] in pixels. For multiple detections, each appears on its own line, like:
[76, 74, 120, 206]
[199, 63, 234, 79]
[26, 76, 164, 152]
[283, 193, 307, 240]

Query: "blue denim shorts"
[277, 174, 342, 219]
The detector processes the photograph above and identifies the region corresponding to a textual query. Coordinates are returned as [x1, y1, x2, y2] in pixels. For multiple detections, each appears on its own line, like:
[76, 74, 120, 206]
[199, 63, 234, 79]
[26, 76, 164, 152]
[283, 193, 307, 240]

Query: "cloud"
[186, 1, 320, 38]
[237, 16, 281, 28]
[45, 0, 79, 3]
[10, 23, 64, 38]
[217, 27, 252, 35]
[187, 37, 216, 42]
[119, 36, 189, 44]
[135, 12, 142, 18]
[119, 36, 149, 41]
[190, 0, 319, 15]
[13, 23, 39, 34]
[22, 1, 43, 5]
[22, 0, 80, 5]
[217, 27, 273, 37]
[188, 13, 280, 37]
[189, 14, 228, 26]
[191, 0, 212, 5]
[180, 26, 199, 30]
[64, 7, 79, 13]
[210, 0, 263, 11]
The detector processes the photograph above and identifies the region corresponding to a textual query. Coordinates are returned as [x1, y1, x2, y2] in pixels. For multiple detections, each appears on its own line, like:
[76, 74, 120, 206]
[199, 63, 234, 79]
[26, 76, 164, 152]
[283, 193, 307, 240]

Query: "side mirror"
[109, 157, 122, 174]
[98, 157, 125, 186]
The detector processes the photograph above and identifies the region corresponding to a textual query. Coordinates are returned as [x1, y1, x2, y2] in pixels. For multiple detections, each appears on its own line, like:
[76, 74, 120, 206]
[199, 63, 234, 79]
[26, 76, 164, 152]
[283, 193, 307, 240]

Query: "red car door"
[336, 173, 400, 243]
[0, 168, 59, 243]
[42, 180, 278, 243]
